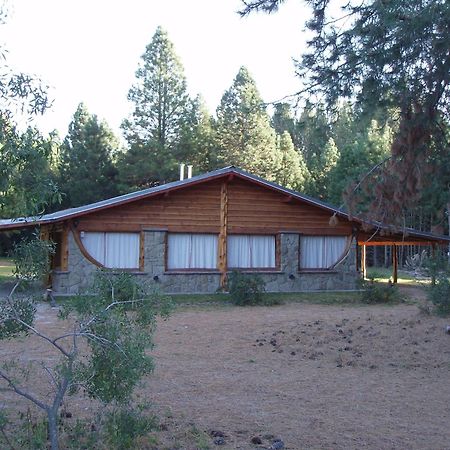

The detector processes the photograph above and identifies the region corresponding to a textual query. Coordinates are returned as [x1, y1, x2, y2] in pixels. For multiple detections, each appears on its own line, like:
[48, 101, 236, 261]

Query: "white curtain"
[300, 236, 348, 269]
[228, 235, 276, 268]
[167, 233, 218, 269]
[82, 232, 140, 269]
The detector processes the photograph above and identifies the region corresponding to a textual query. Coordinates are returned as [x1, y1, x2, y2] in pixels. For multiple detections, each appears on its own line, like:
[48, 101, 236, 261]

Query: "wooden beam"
[358, 240, 439, 246]
[139, 230, 145, 271]
[218, 182, 228, 289]
[392, 244, 398, 283]
[61, 223, 69, 271]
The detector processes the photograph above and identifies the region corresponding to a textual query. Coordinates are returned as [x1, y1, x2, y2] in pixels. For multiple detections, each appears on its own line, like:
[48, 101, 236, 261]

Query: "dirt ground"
[1, 286, 450, 449]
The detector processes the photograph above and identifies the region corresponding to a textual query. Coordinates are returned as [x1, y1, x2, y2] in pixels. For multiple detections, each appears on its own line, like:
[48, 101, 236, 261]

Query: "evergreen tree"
[274, 131, 310, 191]
[308, 137, 340, 201]
[58, 103, 119, 208]
[272, 102, 295, 141]
[120, 27, 190, 188]
[328, 120, 393, 208]
[177, 95, 217, 174]
[241, 0, 450, 227]
[215, 66, 281, 180]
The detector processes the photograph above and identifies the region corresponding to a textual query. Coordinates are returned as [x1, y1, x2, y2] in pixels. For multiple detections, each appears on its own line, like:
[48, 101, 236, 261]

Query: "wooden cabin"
[0, 166, 448, 294]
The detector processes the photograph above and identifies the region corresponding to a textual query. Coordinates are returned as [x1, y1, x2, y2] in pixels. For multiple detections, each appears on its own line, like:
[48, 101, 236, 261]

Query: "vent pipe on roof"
[179, 163, 185, 181]
[187, 165, 193, 179]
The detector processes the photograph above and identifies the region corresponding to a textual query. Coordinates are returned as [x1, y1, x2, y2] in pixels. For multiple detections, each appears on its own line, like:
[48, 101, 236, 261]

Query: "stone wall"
[51, 230, 359, 295]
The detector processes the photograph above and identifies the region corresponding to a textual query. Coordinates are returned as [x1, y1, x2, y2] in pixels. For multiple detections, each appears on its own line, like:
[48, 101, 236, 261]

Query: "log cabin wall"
[74, 178, 353, 236]
[51, 176, 359, 295]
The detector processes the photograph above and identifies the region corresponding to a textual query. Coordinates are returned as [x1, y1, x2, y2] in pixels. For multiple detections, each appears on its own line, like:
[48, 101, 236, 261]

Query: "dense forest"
[1, 0, 449, 250]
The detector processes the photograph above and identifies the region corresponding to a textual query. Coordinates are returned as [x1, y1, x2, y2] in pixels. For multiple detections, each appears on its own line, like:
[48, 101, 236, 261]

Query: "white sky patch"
[2, 0, 310, 137]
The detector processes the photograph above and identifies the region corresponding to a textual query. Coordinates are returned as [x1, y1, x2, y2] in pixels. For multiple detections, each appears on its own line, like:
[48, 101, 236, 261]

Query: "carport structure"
[358, 227, 449, 283]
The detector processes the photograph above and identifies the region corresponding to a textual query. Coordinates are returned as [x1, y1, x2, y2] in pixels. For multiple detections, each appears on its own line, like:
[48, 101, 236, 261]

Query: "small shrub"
[359, 278, 401, 304]
[427, 275, 450, 316]
[104, 406, 157, 450]
[228, 271, 266, 306]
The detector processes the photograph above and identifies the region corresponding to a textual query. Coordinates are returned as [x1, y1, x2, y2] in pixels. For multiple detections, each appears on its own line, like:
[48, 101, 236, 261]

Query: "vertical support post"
[218, 181, 228, 289]
[40, 225, 52, 287]
[392, 244, 398, 284]
[139, 230, 145, 272]
[61, 223, 69, 271]
[361, 244, 367, 280]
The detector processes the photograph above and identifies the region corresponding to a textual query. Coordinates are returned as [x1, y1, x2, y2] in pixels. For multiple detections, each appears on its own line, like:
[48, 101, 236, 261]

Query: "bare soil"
[2, 287, 450, 449]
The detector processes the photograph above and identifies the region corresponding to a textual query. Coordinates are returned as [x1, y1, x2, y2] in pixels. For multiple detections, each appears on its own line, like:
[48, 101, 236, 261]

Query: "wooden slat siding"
[76, 180, 222, 233]
[227, 179, 353, 235]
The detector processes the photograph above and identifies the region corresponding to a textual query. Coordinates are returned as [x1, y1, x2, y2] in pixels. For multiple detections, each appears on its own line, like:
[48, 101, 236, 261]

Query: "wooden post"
[61, 223, 69, 271]
[139, 230, 145, 271]
[361, 245, 367, 280]
[392, 244, 398, 284]
[218, 182, 228, 289]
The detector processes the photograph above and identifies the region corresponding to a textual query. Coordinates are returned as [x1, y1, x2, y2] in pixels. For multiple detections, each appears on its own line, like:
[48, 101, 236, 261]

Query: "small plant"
[359, 278, 401, 304]
[427, 274, 450, 316]
[228, 271, 266, 306]
[104, 405, 158, 450]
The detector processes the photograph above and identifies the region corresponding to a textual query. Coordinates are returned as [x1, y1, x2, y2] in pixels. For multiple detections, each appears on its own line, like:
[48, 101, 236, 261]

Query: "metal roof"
[0, 166, 449, 243]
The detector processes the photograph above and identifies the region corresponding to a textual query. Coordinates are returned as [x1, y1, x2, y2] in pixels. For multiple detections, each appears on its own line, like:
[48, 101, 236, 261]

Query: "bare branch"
[0, 368, 48, 411]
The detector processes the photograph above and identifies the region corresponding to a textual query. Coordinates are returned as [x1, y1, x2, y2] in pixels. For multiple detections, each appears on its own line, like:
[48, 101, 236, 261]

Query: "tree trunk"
[47, 408, 59, 450]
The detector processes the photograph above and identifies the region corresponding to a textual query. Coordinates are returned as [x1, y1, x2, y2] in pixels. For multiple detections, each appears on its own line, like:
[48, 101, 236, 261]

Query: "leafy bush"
[228, 271, 266, 306]
[12, 237, 55, 282]
[427, 275, 450, 316]
[104, 406, 157, 450]
[359, 278, 401, 304]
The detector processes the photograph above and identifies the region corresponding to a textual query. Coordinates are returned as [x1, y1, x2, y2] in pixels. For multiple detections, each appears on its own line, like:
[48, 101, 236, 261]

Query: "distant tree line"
[1, 23, 449, 240]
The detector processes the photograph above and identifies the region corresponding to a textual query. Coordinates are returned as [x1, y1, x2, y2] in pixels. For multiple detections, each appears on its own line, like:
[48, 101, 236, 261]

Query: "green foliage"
[12, 236, 55, 281]
[359, 278, 401, 304]
[0, 117, 60, 218]
[0, 296, 35, 339]
[228, 271, 266, 306]
[427, 275, 450, 316]
[215, 66, 281, 180]
[120, 26, 191, 188]
[104, 405, 157, 450]
[58, 103, 120, 208]
[61, 271, 173, 404]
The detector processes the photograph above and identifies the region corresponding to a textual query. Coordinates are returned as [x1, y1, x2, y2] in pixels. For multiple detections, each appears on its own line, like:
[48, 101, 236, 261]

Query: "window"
[82, 232, 140, 269]
[167, 233, 218, 270]
[300, 236, 349, 269]
[228, 235, 276, 269]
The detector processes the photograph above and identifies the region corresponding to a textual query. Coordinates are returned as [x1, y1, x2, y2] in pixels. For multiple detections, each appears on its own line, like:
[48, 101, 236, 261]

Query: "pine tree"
[274, 131, 310, 191]
[215, 66, 280, 180]
[58, 103, 119, 207]
[177, 95, 217, 174]
[120, 27, 190, 188]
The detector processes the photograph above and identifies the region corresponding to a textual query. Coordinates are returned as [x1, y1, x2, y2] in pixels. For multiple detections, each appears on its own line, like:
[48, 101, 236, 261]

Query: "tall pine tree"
[120, 27, 190, 188]
[215, 66, 281, 180]
[58, 103, 119, 208]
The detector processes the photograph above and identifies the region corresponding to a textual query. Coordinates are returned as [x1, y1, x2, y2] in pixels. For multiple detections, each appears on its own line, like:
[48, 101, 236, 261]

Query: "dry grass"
[1, 286, 450, 449]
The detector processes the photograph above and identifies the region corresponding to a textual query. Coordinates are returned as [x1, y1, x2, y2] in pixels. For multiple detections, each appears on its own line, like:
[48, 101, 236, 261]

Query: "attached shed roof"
[0, 166, 448, 244]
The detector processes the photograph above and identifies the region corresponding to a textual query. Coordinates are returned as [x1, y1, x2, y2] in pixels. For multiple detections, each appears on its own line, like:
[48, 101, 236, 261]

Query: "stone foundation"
[51, 230, 359, 295]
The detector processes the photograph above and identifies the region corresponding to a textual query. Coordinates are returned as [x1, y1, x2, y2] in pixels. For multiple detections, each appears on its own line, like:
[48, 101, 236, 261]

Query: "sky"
[2, 0, 310, 137]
